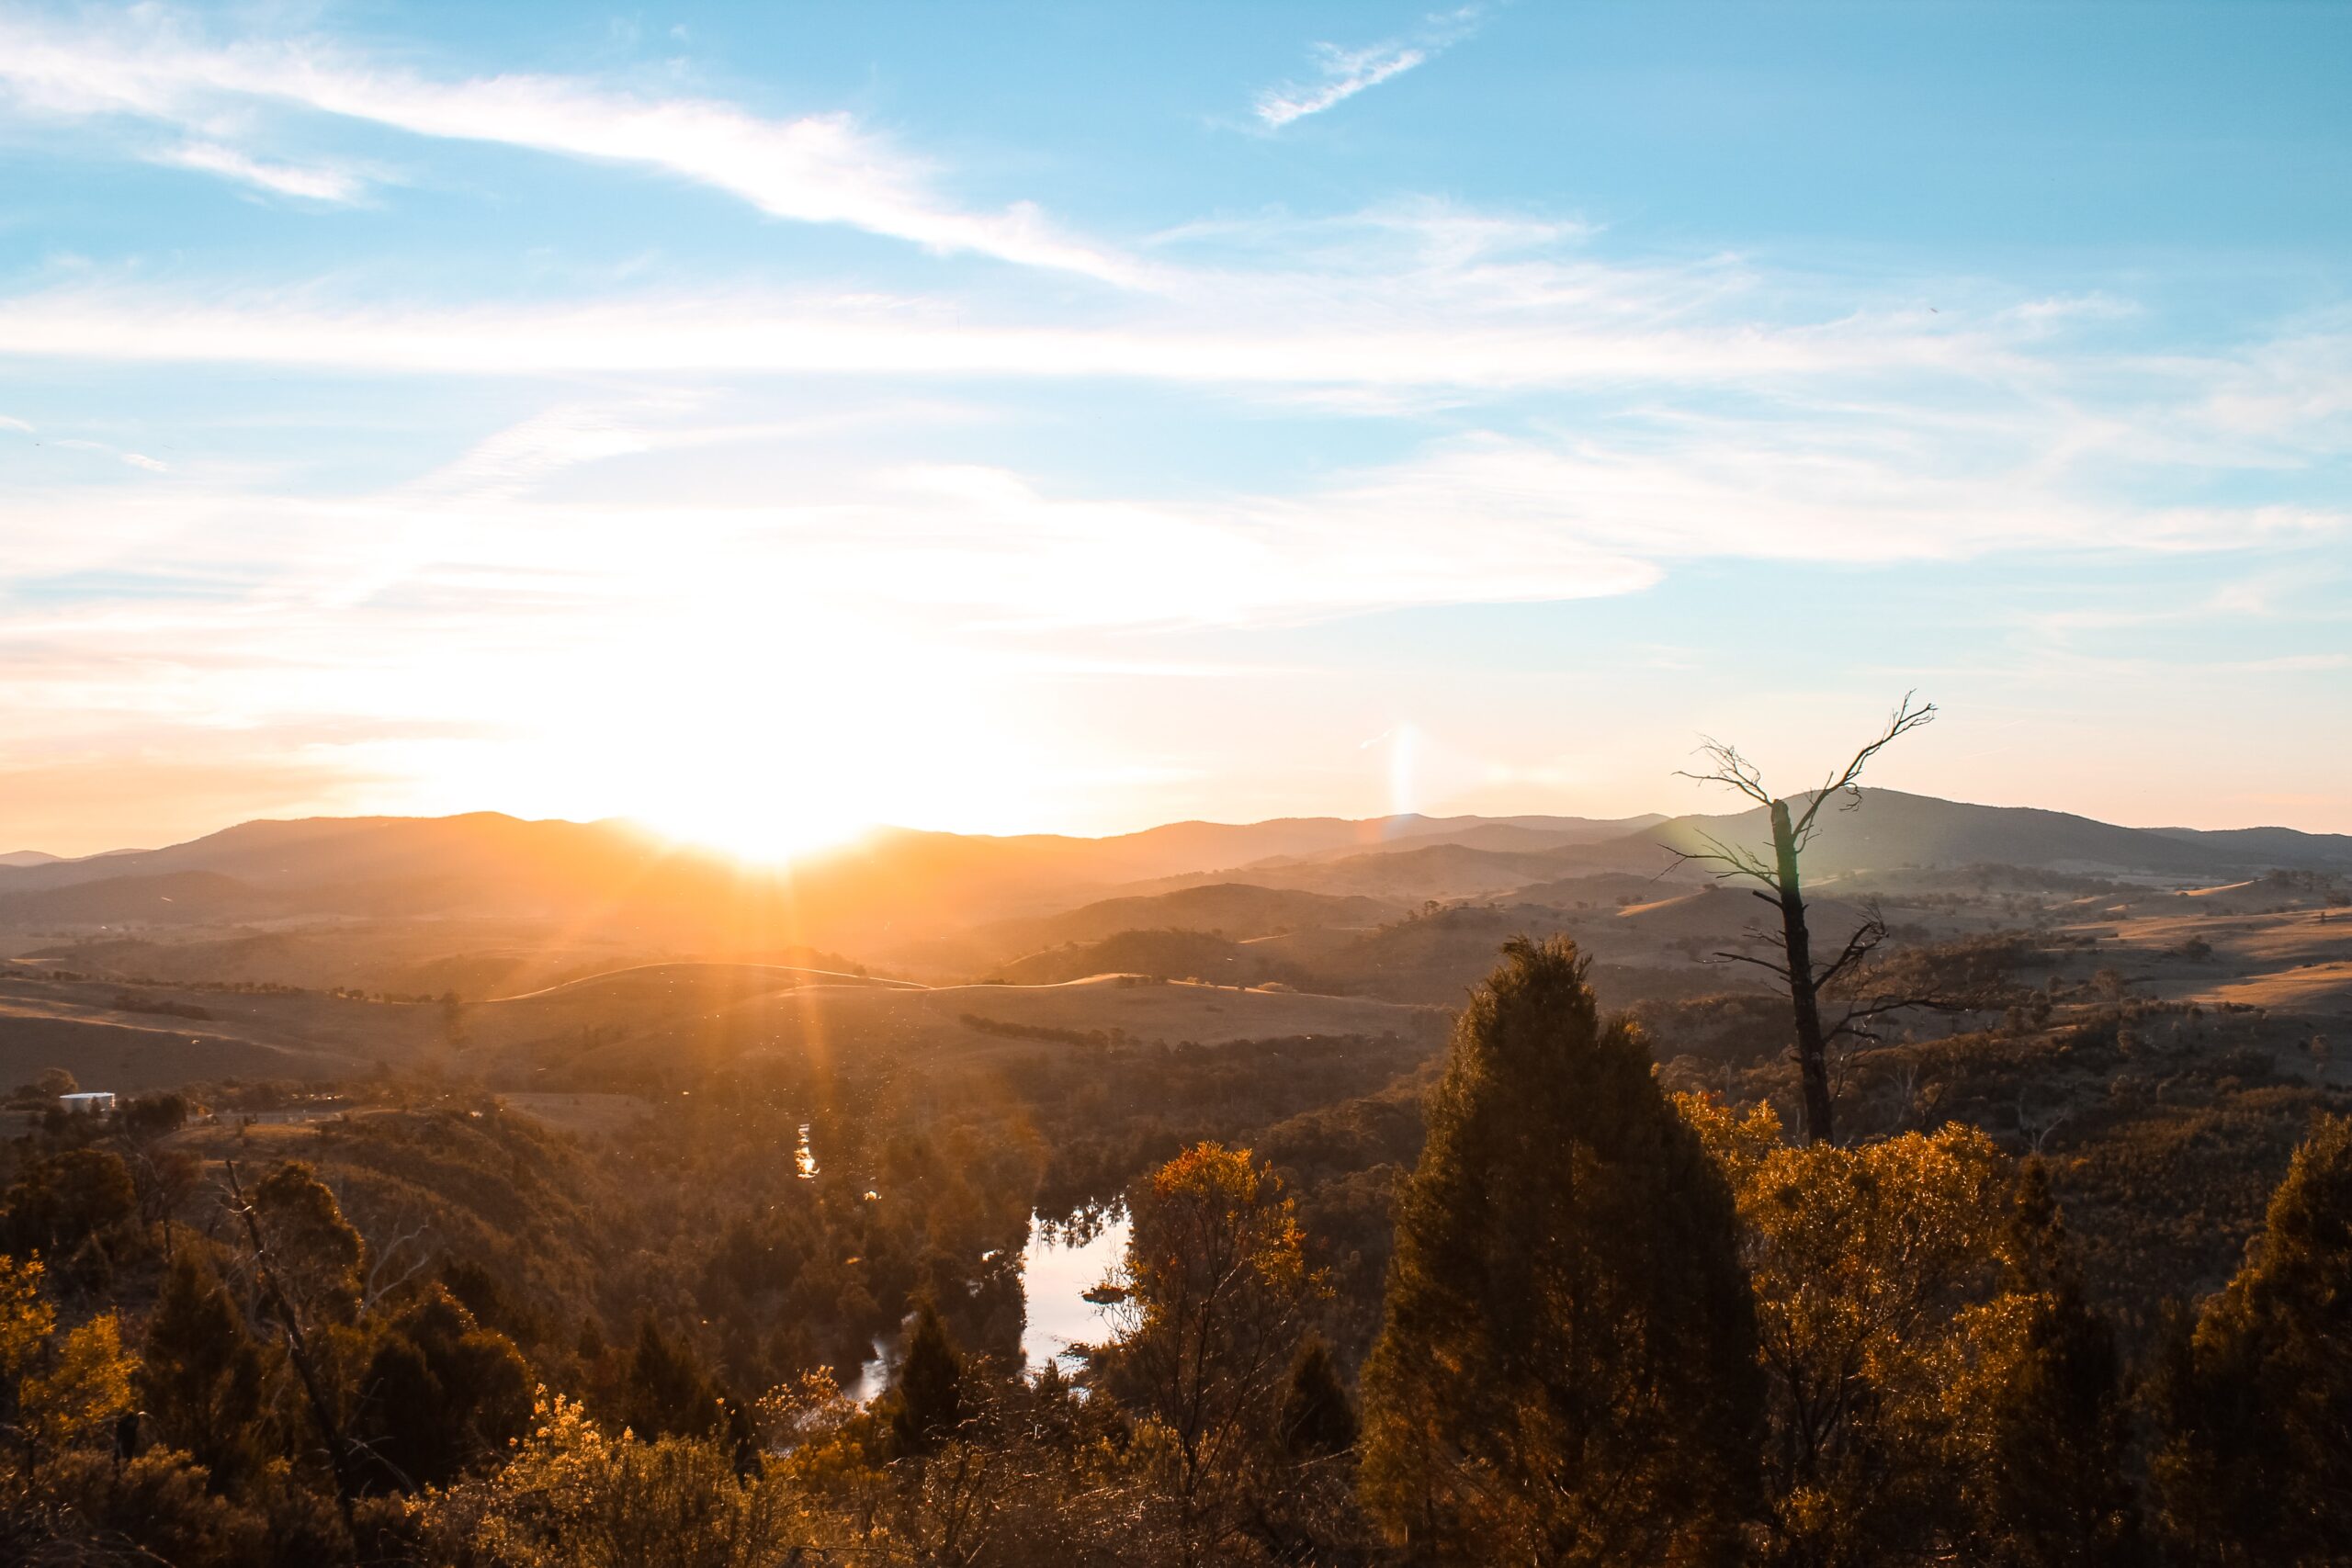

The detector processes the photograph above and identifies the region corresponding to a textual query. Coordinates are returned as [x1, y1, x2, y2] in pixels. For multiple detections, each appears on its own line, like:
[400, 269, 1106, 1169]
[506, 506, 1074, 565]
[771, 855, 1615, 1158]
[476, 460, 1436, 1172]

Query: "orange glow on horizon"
[641, 807, 878, 867]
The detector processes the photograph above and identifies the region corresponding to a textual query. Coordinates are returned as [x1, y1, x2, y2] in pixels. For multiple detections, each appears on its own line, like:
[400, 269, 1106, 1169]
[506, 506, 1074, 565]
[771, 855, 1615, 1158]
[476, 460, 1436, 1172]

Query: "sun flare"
[489, 595, 1048, 864]
[640, 784, 878, 866]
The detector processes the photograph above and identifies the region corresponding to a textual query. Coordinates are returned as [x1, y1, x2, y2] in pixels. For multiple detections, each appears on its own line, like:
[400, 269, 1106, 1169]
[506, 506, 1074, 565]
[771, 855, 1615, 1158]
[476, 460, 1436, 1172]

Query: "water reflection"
[1020, 1203, 1130, 1375]
[836, 1204, 1133, 1404]
[844, 1333, 893, 1405]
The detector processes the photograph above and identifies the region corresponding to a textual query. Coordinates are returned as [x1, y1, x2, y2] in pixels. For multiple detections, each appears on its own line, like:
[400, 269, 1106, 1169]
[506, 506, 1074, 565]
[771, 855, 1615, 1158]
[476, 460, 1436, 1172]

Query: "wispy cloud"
[0, 8, 1133, 280]
[148, 141, 366, 203]
[0, 416, 175, 473]
[1254, 8, 1484, 129]
[1256, 43, 1429, 129]
[6, 379, 2345, 845]
[6, 6, 2347, 843]
[6, 397, 2337, 641]
[0, 279, 1988, 389]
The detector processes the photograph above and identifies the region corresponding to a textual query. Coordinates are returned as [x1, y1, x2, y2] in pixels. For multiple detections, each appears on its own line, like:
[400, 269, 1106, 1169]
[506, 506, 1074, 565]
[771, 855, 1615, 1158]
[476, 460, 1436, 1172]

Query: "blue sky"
[2, 1, 2347, 855]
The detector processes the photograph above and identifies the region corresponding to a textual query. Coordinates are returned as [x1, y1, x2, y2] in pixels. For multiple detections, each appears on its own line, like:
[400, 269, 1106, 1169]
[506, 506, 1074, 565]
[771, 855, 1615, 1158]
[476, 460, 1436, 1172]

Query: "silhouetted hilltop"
[1428, 789, 2352, 885]
[2148, 822, 2352, 872]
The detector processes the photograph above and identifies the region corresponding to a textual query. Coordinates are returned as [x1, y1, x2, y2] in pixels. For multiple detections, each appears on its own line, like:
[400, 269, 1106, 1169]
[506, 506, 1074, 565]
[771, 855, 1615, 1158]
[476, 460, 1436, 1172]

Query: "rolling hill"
[1631, 789, 2346, 880]
[491, 973, 1450, 1085]
[4, 792, 2346, 998]
[1133, 844, 1590, 904]
[0, 871, 308, 927]
[973, 884, 1399, 958]
[0, 810, 1655, 950]
[2149, 824, 2352, 873]
[989, 930, 1311, 988]
[1261, 814, 1667, 863]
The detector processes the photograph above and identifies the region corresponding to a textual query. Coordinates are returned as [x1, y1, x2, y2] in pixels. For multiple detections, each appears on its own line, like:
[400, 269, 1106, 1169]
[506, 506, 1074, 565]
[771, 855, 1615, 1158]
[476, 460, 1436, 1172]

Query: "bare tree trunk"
[1769, 799, 1834, 1145]
[1671, 694, 1935, 1145]
[226, 1162, 360, 1546]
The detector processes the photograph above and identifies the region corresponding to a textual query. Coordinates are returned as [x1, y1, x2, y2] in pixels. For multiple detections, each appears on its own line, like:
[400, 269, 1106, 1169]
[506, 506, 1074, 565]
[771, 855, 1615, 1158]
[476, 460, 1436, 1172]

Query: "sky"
[2, 0, 2348, 857]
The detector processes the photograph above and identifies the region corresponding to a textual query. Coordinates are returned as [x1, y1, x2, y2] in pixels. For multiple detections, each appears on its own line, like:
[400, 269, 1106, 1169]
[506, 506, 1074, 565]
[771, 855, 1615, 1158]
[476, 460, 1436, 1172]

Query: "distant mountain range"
[1644, 792, 2352, 880]
[2, 793, 2346, 957]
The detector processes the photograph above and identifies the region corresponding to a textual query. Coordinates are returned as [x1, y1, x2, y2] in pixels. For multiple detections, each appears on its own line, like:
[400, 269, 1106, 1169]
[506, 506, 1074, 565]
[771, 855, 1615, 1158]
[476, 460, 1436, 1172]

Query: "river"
[802, 1114, 1128, 1398]
[1019, 1204, 1130, 1375]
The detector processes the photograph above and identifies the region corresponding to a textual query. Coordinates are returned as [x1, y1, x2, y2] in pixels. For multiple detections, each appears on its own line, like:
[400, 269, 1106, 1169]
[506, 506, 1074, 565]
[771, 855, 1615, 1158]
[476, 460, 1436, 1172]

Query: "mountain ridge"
[1, 793, 2345, 960]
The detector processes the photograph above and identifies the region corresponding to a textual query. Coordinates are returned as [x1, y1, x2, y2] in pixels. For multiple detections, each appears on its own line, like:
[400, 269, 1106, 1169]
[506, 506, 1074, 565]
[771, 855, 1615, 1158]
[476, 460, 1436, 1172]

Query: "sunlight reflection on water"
[1020, 1203, 1130, 1375]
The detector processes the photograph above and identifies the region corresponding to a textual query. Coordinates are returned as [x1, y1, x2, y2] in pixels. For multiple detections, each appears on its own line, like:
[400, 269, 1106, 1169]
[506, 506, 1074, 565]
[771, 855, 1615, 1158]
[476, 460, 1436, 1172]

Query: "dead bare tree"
[2014, 1089, 2069, 1156]
[223, 1160, 361, 1543]
[1673, 692, 1937, 1145]
[360, 1216, 438, 1314]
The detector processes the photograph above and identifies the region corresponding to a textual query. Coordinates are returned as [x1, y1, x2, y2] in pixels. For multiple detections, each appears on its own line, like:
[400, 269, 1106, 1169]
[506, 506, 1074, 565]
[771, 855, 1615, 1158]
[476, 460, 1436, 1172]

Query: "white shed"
[59, 1091, 117, 1114]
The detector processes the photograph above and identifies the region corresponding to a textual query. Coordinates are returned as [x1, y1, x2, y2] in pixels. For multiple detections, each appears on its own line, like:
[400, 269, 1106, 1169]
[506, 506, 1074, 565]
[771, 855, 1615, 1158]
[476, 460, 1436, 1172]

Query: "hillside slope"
[975, 883, 1398, 957]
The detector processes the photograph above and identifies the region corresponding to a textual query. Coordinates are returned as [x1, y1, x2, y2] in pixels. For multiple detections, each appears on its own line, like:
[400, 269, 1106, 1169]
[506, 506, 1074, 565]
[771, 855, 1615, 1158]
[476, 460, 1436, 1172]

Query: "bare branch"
[1710, 948, 1795, 982]
[1666, 692, 1938, 1145]
[1812, 905, 1890, 994]
[2015, 1090, 2069, 1156]
[1667, 830, 1781, 890]
[1674, 737, 1772, 807]
[224, 1161, 362, 1535]
[362, 1220, 439, 1313]
[1819, 993, 1962, 1049]
[1790, 691, 1937, 844]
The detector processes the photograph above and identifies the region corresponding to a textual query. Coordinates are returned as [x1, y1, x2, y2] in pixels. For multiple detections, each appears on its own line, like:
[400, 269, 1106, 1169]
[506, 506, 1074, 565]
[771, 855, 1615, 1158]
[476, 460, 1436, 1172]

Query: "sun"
[585, 614, 1045, 863]
[642, 782, 877, 866]
[409, 592, 1051, 863]
[605, 690, 910, 865]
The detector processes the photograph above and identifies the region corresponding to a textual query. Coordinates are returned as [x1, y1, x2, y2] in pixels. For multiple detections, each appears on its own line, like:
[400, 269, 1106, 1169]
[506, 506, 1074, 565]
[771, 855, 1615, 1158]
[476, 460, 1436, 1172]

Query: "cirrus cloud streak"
[0, 7, 1133, 279]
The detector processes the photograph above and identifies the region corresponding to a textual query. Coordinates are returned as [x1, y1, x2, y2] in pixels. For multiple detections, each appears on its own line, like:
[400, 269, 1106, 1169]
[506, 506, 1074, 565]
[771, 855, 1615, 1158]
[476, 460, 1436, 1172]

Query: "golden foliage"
[0, 1252, 54, 1384]
[21, 1311, 136, 1451]
[417, 1389, 854, 1568]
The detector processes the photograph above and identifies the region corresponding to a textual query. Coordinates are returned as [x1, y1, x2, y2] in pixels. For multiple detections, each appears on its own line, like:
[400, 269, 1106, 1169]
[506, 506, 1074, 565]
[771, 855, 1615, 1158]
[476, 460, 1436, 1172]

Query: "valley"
[4, 791, 2343, 1105]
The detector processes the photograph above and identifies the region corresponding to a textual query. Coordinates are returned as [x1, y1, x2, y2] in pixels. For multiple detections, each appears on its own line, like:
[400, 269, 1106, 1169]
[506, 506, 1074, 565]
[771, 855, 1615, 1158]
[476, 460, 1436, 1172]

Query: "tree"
[0, 1254, 47, 1379]
[138, 1251, 272, 1496]
[5, 1148, 139, 1264]
[1685, 1095, 2019, 1568]
[887, 1299, 966, 1458]
[224, 1158, 365, 1540]
[350, 1283, 533, 1494]
[417, 1392, 845, 1568]
[1277, 1339, 1356, 1461]
[1674, 692, 1937, 1144]
[248, 1162, 364, 1327]
[0, 1251, 135, 1467]
[2152, 1112, 2352, 1563]
[19, 1311, 135, 1458]
[130, 1145, 203, 1253]
[122, 1091, 191, 1142]
[0, 1250, 56, 1462]
[1980, 1160, 2145, 1566]
[1359, 938, 1761, 1566]
[1103, 1141, 1317, 1556]
[623, 1317, 730, 1442]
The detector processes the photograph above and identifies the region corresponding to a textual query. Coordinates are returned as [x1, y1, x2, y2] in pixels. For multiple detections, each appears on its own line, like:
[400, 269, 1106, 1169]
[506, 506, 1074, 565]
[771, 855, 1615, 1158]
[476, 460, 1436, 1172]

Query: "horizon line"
[14, 785, 2346, 869]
